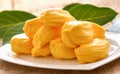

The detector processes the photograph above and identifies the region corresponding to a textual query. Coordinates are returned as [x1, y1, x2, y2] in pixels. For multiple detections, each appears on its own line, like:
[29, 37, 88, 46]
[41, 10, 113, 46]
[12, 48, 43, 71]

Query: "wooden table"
[0, 0, 120, 74]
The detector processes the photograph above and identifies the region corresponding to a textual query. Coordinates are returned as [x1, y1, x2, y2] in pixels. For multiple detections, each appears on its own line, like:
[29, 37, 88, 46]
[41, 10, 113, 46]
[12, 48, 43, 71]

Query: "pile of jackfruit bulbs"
[10, 9, 110, 64]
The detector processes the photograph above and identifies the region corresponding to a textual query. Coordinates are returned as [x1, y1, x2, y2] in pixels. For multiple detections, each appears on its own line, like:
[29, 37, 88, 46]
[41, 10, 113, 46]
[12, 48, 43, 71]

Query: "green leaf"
[63, 3, 81, 10]
[63, 3, 118, 25]
[0, 10, 36, 44]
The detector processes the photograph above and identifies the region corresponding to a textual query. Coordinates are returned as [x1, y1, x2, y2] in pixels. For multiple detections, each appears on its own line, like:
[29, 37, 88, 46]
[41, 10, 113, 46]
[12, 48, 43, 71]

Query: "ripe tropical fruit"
[23, 18, 43, 39]
[31, 44, 51, 57]
[50, 38, 76, 59]
[10, 33, 33, 54]
[92, 23, 105, 39]
[74, 38, 110, 64]
[40, 9, 76, 27]
[62, 21, 94, 48]
[32, 25, 60, 49]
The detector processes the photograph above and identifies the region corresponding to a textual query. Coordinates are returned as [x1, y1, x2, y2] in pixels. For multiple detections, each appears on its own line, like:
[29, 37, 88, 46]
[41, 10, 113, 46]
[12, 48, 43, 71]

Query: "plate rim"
[0, 32, 120, 70]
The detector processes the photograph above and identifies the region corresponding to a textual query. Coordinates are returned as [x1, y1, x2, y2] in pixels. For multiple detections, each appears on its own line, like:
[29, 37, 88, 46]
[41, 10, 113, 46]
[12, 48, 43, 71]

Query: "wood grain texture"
[0, 59, 120, 74]
[0, 0, 120, 74]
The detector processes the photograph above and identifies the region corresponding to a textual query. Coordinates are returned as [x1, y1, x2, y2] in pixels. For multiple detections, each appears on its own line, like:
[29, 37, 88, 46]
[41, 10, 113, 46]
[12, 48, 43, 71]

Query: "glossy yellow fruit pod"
[23, 18, 43, 39]
[32, 25, 59, 49]
[10, 33, 33, 54]
[31, 44, 51, 57]
[74, 38, 110, 64]
[40, 9, 76, 27]
[50, 38, 76, 59]
[62, 21, 94, 48]
[92, 23, 105, 39]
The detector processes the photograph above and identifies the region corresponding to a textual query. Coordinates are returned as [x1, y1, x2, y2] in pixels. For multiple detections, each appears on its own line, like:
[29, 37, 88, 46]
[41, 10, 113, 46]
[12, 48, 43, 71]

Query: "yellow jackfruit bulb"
[92, 23, 105, 39]
[50, 38, 76, 59]
[40, 9, 76, 27]
[23, 18, 43, 39]
[10, 33, 33, 54]
[74, 38, 110, 64]
[62, 21, 94, 48]
[32, 25, 59, 49]
[31, 44, 51, 57]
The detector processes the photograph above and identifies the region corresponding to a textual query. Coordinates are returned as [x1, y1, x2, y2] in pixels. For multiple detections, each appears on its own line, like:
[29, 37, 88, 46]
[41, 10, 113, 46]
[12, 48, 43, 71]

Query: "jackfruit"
[74, 38, 110, 64]
[62, 21, 94, 48]
[32, 25, 59, 49]
[40, 9, 76, 27]
[50, 38, 76, 59]
[31, 44, 51, 57]
[23, 18, 43, 39]
[10, 33, 33, 54]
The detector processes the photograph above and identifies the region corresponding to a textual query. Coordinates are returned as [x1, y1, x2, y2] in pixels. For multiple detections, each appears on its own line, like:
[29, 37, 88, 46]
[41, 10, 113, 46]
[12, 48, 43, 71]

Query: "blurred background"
[0, 0, 120, 30]
[0, 0, 120, 16]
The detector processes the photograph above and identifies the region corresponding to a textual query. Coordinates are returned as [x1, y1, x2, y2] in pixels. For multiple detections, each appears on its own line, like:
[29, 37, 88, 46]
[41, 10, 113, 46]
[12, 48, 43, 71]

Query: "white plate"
[0, 32, 120, 70]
